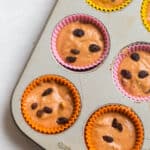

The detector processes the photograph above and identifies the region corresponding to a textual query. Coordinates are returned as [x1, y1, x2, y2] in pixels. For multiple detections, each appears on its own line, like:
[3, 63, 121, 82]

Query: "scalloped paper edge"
[84, 104, 144, 150]
[112, 42, 150, 102]
[21, 74, 81, 134]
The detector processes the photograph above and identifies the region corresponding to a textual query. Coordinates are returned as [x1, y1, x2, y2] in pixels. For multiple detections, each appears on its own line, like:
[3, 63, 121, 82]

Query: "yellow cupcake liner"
[84, 104, 144, 150]
[85, 0, 132, 12]
[21, 74, 81, 134]
[141, 0, 150, 31]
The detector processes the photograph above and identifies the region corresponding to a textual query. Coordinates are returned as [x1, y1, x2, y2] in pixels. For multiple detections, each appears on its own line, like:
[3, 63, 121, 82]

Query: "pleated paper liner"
[112, 42, 150, 102]
[84, 104, 144, 150]
[51, 14, 110, 71]
[85, 0, 132, 12]
[141, 0, 150, 31]
[21, 74, 81, 134]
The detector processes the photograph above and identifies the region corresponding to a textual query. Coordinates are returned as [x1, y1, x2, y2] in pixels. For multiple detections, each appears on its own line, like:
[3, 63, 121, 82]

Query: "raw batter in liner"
[56, 21, 104, 67]
[90, 0, 126, 8]
[118, 50, 150, 97]
[146, 2, 150, 23]
[24, 81, 74, 128]
[90, 113, 136, 150]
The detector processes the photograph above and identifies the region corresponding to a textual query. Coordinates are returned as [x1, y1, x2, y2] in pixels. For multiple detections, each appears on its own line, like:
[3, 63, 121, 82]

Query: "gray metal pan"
[11, 0, 150, 149]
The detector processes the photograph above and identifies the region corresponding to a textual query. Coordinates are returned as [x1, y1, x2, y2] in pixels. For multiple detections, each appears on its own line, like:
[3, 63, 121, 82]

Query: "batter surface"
[24, 81, 74, 128]
[118, 50, 150, 97]
[90, 0, 126, 8]
[56, 21, 104, 67]
[90, 113, 136, 150]
[146, 3, 150, 23]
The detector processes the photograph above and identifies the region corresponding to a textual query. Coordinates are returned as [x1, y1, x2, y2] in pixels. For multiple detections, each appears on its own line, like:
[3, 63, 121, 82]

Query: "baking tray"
[11, 0, 150, 149]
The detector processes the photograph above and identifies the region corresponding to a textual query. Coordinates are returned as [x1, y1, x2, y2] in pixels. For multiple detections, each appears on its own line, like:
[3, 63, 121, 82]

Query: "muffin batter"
[118, 50, 150, 97]
[24, 81, 74, 128]
[90, 113, 136, 150]
[56, 21, 104, 67]
[146, 3, 150, 23]
[90, 0, 126, 8]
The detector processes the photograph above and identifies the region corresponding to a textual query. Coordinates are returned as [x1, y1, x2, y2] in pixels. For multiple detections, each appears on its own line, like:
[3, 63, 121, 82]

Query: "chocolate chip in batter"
[56, 117, 69, 124]
[111, 0, 115, 2]
[43, 106, 53, 114]
[66, 56, 77, 63]
[102, 136, 114, 143]
[31, 103, 38, 110]
[121, 69, 132, 79]
[112, 118, 123, 132]
[130, 53, 140, 61]
[138, 70, 149, 78]
[70, 49, 80, 55]
[73, 29, 84, 37]
[89, 44, 101, 52]
[112, 118, 118, 128]
[42, 88, 53, 96]
[36, 110, 44, 118]
[117, 123, 123, 132]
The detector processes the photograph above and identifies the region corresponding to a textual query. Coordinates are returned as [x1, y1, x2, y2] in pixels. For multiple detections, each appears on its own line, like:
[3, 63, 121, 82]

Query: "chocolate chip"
[31, 103, 38, 110]
[138, 70, 149, 78]
[112, 118, 123, 132]
[120, 69, 132, 79]
[56, 117, 69, 124]
[36, 110, 43, 118]
[70, 49, 80, 55]
[112, 118, 118, 128]
[117, 123, 123, 132]
[102, 136, 113, 143]
[66, 56, 77, 63]
[130, 53, 140, 61]
[111, 0, 115, 2]
[42, 88, 53, 96]
[89, 44, 101, 52]
[73, 29, 84, 37]
[43, 106, 53, 114]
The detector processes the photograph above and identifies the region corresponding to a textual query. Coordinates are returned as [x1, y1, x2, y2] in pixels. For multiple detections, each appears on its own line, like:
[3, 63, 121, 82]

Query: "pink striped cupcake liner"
[51, 14, 110, 71]
[113, 42, 150, 102]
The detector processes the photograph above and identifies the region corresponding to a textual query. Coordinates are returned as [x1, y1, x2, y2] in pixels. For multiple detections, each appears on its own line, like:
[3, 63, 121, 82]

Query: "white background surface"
[0, 0, 56, 149]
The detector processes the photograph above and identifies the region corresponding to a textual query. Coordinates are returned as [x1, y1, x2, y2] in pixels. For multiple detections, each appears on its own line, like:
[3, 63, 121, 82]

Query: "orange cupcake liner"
[84, 104, 144, 150]
[141, 0, 150, 31]
[85, 0, 132, 12]
[21, 74, 81, 134]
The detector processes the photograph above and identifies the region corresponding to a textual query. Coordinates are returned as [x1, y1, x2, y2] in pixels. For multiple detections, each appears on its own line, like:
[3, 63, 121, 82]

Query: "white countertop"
[0, 0, 56, 149]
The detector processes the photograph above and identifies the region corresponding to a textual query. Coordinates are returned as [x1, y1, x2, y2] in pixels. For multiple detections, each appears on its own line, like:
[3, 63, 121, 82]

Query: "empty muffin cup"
[113, 42, 150, 102]
[51, 14, 110, 71]
[21, 74, 81, 134]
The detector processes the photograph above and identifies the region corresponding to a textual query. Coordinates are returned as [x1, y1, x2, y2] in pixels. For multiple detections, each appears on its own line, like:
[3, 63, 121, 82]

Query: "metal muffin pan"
[11, 0, 150, 149]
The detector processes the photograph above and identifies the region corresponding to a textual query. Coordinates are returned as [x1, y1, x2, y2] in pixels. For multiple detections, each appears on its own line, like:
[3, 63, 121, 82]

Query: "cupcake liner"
[84, 104, 144, 150]
[141, 0, 150, 31]
[113, 42, 150, 102]
[85, 0, 132, 12]
[51, 14, 110, 71]
[21, 74, 81, 134]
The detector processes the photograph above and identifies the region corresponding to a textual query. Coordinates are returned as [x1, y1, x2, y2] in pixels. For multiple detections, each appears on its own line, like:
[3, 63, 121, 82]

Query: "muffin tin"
[11, 0, 150, 149]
